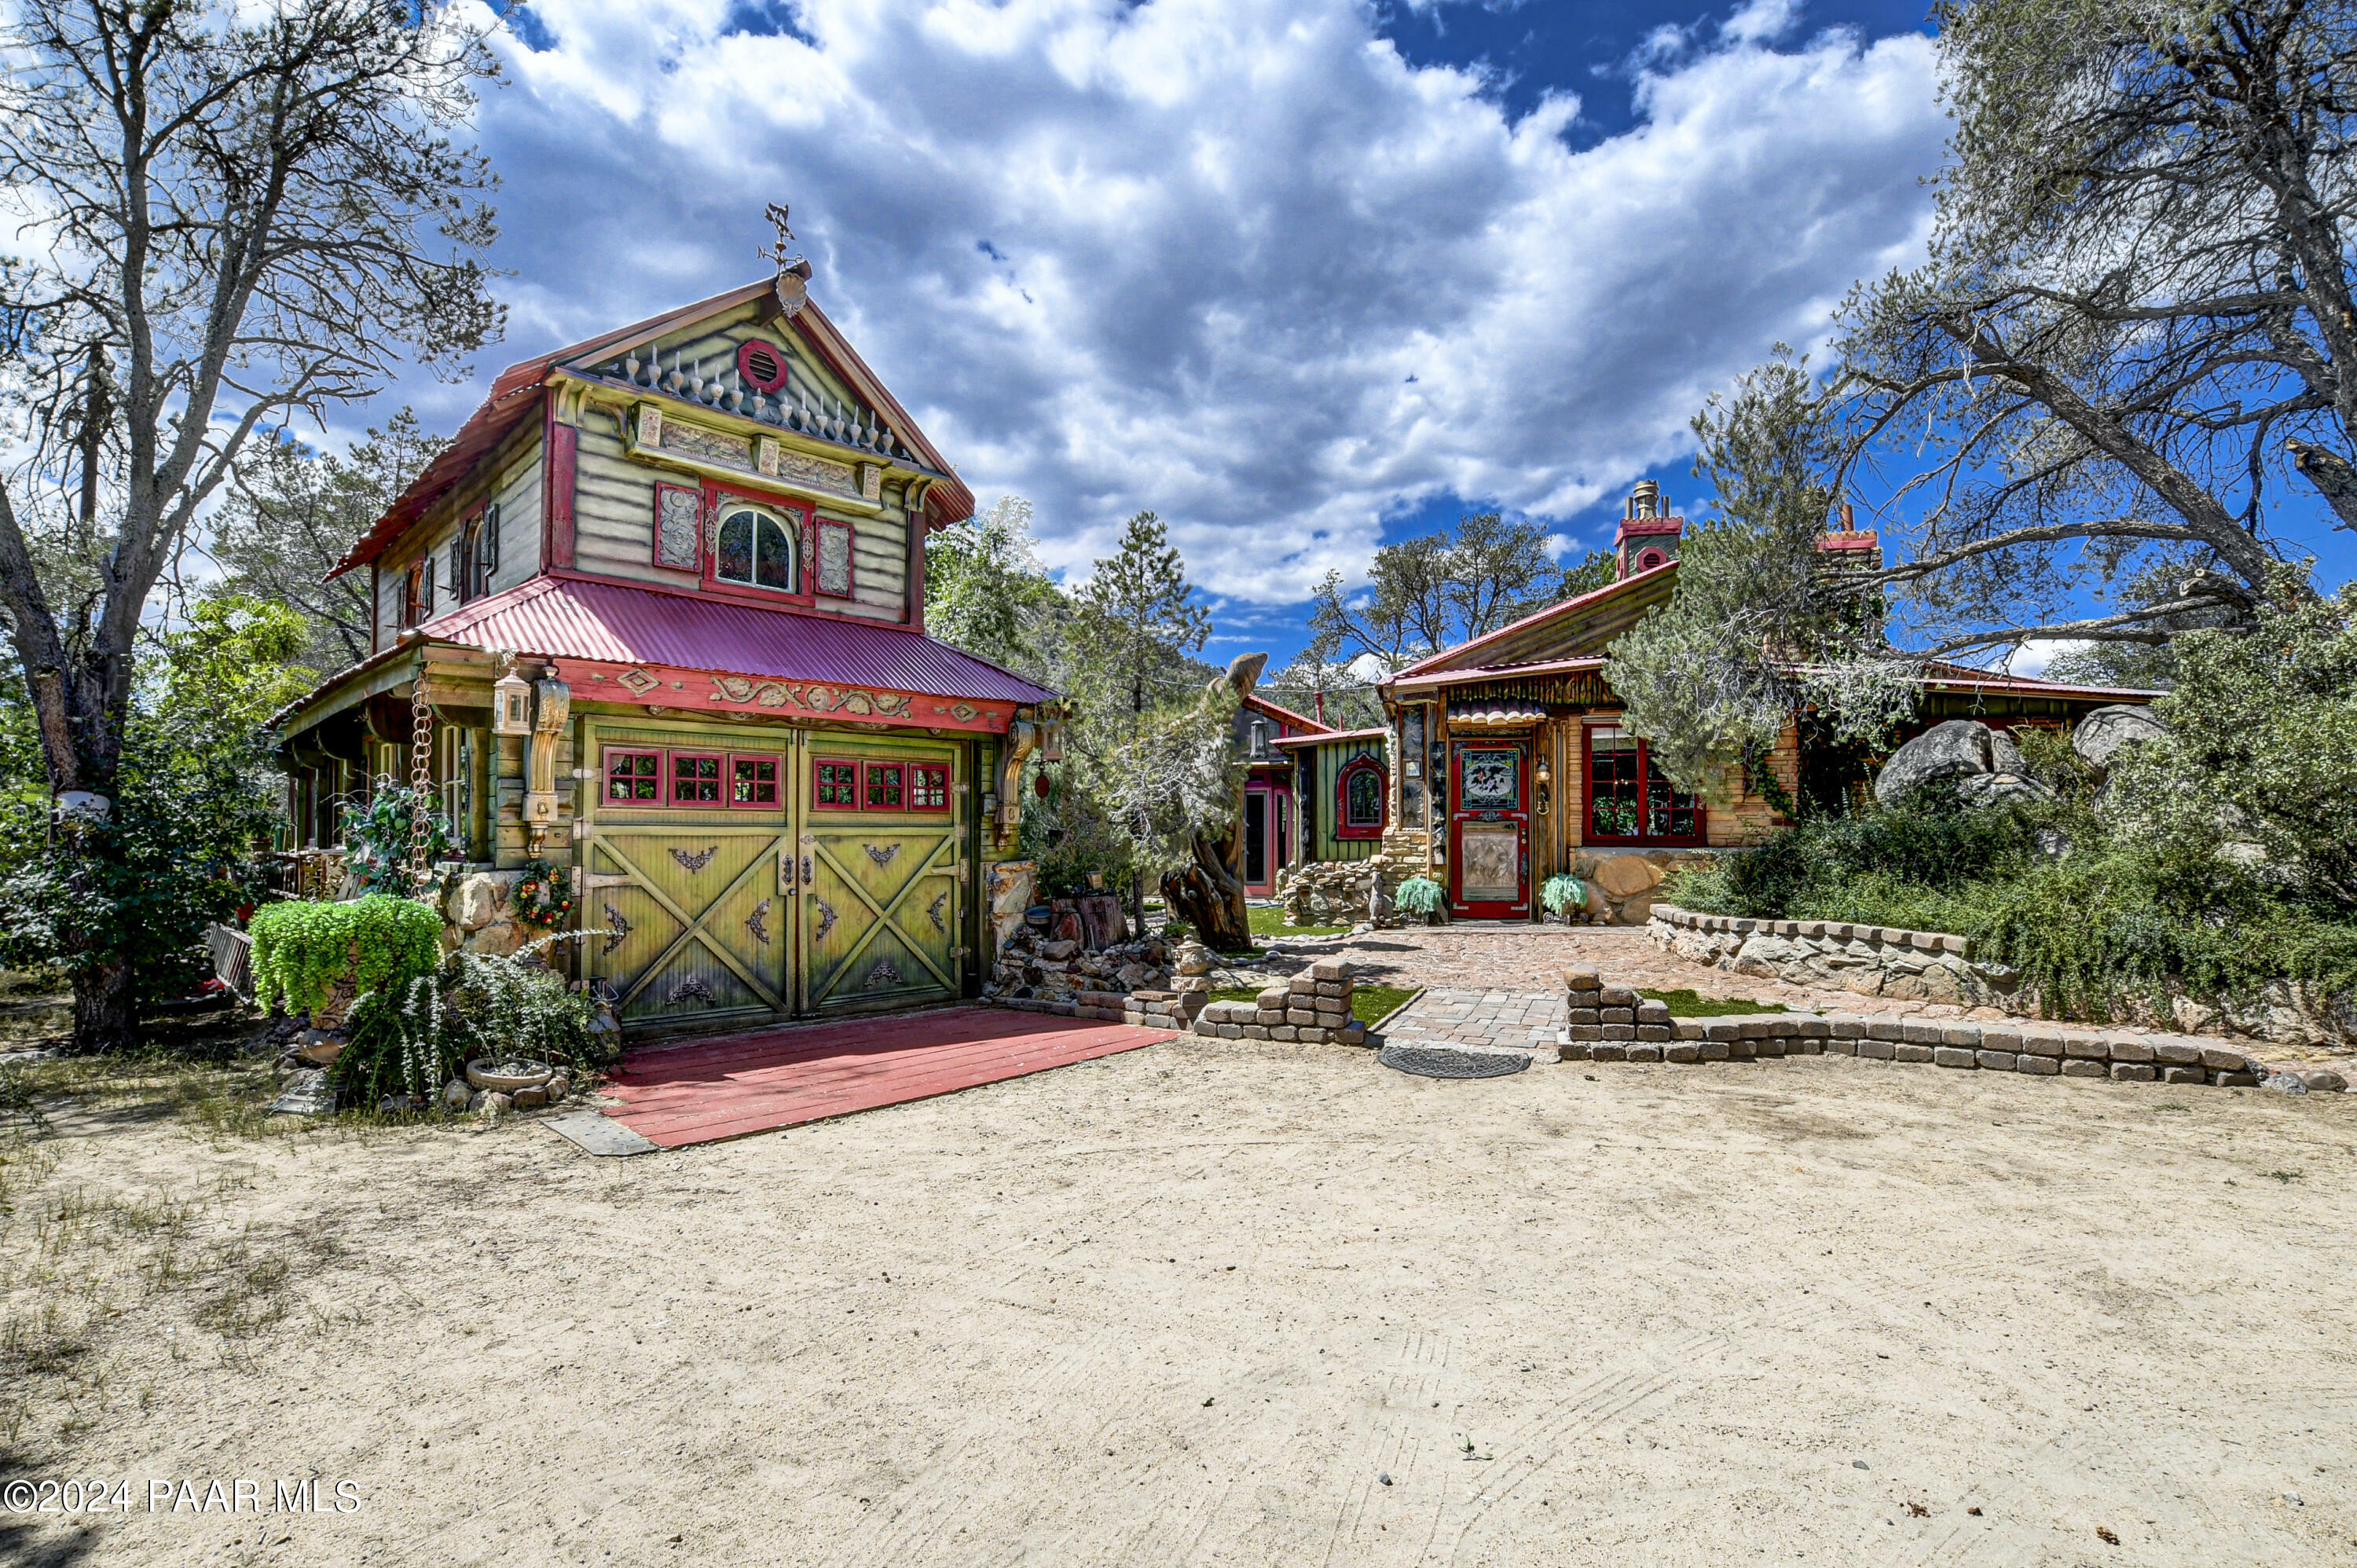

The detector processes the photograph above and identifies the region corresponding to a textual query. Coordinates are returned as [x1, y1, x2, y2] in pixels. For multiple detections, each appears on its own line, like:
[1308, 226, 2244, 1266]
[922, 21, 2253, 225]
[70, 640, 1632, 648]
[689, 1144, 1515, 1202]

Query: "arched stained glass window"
[717, 507, 797, 592]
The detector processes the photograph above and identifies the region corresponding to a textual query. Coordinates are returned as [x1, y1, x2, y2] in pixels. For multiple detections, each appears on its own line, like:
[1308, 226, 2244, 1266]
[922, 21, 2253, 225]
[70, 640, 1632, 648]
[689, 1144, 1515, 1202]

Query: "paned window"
[908, 764, 950, 811]
[1585, 725, 1702, 844]
[604, 749, 662, 802]
[671, 752, 724, 805]
[716, 506, 797, 592]
[1337, 756, 1386, 837]
[864, 761, 904, 810]
[729, 753, 780, 808]
[814, 760, 861, 808]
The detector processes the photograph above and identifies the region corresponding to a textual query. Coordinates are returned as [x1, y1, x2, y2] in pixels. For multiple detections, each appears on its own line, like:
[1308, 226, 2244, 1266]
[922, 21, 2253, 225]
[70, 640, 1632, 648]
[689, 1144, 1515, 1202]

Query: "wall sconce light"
[1534, 755, 1552, 818]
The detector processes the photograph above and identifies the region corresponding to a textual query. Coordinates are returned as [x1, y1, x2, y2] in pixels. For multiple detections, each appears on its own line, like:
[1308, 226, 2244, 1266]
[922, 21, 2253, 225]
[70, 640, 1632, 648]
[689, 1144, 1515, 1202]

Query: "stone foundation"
[1648, 903, 2356, 1050]
[1277, 860, 1379, 926]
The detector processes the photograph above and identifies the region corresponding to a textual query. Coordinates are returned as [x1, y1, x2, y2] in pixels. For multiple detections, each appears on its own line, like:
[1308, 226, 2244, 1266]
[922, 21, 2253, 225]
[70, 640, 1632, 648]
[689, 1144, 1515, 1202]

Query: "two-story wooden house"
[272, 275, 1056, 1037]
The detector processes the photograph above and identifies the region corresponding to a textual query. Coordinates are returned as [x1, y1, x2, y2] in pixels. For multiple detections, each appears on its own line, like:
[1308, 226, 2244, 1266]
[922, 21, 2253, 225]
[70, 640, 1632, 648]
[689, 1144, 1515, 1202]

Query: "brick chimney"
[1613, 480, 1684, 580]
[1815, 500, 1882, 571]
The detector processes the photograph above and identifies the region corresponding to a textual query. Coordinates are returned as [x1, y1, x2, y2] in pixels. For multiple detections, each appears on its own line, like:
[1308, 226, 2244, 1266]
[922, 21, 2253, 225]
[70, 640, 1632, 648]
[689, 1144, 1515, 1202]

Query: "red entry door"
[1448, 741, 1528, 918]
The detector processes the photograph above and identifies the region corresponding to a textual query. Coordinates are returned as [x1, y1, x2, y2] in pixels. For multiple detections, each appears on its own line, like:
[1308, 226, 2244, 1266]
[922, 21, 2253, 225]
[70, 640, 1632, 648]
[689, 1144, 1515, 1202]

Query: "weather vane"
[762, 202, 813, 316]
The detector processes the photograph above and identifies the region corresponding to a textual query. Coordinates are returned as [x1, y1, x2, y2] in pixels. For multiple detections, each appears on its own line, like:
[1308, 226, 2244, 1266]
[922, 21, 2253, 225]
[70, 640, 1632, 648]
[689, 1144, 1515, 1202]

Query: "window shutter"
[449, 535, 468, 604]
[420, 556, 436, 616]
[478, 503, 500, 586]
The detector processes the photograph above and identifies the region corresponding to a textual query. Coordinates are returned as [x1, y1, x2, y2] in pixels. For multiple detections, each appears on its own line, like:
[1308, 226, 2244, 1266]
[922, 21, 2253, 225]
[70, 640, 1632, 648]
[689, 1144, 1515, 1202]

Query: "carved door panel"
[797, 819, 962, 1014]
[585, 827, 789, 1031]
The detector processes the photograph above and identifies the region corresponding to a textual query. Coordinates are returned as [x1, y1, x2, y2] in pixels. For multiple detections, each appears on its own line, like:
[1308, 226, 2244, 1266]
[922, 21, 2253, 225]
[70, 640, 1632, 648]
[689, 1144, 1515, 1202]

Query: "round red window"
[737, 340, 789, 393]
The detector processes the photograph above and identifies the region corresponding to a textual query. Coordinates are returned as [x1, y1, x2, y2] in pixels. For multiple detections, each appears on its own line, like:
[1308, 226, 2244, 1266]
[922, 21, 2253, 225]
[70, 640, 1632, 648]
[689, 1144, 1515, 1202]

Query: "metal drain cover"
[1377, 1044, 1531, 1079]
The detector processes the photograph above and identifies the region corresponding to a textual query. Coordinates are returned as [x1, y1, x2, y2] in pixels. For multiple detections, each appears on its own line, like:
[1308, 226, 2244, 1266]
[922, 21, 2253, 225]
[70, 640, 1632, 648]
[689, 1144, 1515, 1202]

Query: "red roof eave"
[1387, 562, 1677, 681]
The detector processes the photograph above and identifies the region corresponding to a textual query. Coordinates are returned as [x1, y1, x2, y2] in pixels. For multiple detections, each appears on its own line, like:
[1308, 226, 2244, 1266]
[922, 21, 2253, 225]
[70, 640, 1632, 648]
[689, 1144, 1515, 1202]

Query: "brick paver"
[1380, 987, 1567, 1051]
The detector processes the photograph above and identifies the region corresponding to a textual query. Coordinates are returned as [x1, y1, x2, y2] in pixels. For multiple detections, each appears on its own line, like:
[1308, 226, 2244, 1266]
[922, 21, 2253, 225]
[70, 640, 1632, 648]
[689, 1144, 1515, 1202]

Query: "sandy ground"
[7, 1024, 2357, 1567]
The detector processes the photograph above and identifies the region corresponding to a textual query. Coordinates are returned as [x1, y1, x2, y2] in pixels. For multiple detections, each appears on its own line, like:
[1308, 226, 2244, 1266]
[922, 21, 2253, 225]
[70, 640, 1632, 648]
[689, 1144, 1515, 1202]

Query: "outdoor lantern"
[492, 663, 532, 736]
[1535, 755, 1552, 819]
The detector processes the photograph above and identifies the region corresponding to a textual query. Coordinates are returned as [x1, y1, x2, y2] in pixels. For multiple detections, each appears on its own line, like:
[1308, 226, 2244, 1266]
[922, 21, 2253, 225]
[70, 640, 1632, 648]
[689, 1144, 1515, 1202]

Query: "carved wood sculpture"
[1160, 652, 1265, 953]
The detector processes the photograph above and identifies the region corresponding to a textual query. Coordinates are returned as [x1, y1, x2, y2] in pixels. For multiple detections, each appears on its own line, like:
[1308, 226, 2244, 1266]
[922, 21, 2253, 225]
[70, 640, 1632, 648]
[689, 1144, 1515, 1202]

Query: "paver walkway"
[599, 1006, 1173, 1149]
[1377, 987, 1567, 1052]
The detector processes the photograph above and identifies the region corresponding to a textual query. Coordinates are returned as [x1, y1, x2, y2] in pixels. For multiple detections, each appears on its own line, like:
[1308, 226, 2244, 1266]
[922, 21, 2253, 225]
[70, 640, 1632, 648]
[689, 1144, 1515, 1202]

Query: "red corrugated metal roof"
[420, 574, 1054, 705]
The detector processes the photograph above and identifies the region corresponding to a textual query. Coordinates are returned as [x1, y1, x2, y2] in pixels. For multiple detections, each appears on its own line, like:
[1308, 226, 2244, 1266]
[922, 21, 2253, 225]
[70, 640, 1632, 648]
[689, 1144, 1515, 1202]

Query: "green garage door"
[798, 742, 964, 1016]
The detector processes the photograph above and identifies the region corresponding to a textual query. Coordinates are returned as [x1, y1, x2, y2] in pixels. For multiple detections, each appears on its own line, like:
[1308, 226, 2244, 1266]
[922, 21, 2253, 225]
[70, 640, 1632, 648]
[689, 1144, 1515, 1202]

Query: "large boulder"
[2072, 704, 2167, 777]
[1955, 771, 2056, 811]
[1875, 720, 1997, 803]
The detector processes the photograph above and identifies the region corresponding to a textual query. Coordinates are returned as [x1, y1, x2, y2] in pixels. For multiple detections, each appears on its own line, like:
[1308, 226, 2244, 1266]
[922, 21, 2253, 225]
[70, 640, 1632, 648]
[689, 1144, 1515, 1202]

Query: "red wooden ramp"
[597, 1006, 1173, 1149]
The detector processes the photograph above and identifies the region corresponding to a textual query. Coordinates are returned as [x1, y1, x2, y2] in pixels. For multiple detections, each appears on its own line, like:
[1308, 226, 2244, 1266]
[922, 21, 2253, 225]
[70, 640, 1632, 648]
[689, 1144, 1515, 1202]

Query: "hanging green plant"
[339, 776, 453, 896]
[509, 860, 574, 932]
[249, 895, 445, 1017]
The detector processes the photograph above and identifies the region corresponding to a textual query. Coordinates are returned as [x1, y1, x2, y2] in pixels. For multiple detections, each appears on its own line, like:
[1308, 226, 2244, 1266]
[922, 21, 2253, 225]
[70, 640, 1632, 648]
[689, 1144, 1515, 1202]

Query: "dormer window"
[716, 506, 798, 593]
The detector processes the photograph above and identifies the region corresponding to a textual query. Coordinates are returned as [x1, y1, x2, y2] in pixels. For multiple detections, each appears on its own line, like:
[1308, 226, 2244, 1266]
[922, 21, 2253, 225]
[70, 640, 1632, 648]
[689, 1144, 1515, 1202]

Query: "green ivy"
[249, 895, 444, 1017]
[339, 778, 453, 897]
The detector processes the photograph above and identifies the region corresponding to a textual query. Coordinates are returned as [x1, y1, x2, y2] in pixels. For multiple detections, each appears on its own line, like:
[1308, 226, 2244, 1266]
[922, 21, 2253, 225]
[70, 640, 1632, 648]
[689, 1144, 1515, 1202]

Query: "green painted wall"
[1296, 738, 1384, 865]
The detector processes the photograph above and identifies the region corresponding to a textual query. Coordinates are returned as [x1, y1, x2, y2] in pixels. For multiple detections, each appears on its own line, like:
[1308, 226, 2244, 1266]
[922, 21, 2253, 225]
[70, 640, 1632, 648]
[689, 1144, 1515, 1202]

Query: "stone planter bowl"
[465, 1057, 555, 1093]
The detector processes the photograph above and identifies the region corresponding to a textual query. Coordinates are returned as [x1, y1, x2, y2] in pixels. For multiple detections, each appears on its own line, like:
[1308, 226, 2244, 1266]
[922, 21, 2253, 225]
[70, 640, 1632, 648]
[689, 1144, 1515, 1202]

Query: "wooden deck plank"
[597, 1006, 1172, 1149]
[610, 1030, 1151, 1136]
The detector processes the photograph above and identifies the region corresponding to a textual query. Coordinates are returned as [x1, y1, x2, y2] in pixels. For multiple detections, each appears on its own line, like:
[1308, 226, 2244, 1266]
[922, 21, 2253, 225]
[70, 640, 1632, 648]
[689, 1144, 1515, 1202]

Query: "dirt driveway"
[6, 1031, 2355, 1566]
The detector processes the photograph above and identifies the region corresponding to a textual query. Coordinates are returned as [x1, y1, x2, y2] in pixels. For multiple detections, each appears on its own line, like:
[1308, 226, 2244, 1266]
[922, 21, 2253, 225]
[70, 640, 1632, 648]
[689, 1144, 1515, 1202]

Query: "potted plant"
[1395, 876, 1445, 925]
[1540, 874, 1586, 924]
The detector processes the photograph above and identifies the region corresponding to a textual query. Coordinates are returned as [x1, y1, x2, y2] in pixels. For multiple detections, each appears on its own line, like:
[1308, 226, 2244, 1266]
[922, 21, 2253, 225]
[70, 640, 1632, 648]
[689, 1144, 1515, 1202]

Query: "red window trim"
[669, 749, 726, 808]
[1335, 755, 1387, 839]
[726, 751, 783, 810]
[863, 759, 906, 811]
[601, 746, 664, 804]
[701, 479, 816, 606]
[906, 761, 951, 813]
[814, 516, 856, 599]
[1582, 724, 1706, 847]
[812, 757, 863, 811]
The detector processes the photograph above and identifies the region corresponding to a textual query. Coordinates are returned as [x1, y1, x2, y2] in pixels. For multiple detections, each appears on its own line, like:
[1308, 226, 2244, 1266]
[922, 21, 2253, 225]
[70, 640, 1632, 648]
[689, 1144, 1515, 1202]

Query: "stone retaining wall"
[1184, 959, 1366, 1046]
[1552, 964, 2344, 1092]
[1646, 904, 2356, 1050]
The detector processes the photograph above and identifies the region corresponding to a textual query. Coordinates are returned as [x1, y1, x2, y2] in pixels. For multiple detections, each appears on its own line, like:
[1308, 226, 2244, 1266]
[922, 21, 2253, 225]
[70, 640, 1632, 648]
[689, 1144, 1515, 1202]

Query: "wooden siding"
[1297, 738, 1382, 864]
[373, 420, 546, 646]
[572, 407, 671, 587]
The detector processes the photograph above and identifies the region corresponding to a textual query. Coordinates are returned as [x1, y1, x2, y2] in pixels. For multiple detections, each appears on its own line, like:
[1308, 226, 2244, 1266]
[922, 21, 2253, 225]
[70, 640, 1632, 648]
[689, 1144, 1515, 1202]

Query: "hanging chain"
[410, 672, 435, 892]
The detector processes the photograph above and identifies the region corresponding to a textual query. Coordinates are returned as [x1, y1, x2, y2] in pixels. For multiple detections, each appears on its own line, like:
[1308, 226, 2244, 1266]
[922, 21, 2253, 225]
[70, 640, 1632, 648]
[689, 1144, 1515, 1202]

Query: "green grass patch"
[1247, 906, 1351, 939]
[1638, 987, 1785, 1017]
[1208, 981, 1420, 1027]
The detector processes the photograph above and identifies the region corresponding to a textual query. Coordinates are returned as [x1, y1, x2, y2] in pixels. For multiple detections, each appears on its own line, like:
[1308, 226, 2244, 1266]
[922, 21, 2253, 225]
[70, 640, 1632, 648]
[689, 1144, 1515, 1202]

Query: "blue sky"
[346, 0, 2349, 677]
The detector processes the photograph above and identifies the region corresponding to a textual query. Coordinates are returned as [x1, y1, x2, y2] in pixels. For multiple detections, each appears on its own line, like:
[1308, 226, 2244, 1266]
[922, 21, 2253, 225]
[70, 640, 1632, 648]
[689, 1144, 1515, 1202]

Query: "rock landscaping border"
[1648, 903, 2357, 1050]
[1549, 965, 2346, 1094]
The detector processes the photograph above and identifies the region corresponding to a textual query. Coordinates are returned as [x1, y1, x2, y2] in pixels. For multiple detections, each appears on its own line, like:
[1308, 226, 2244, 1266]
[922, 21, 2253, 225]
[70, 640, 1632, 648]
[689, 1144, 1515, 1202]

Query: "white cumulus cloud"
[418, 0, 1947, 606]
